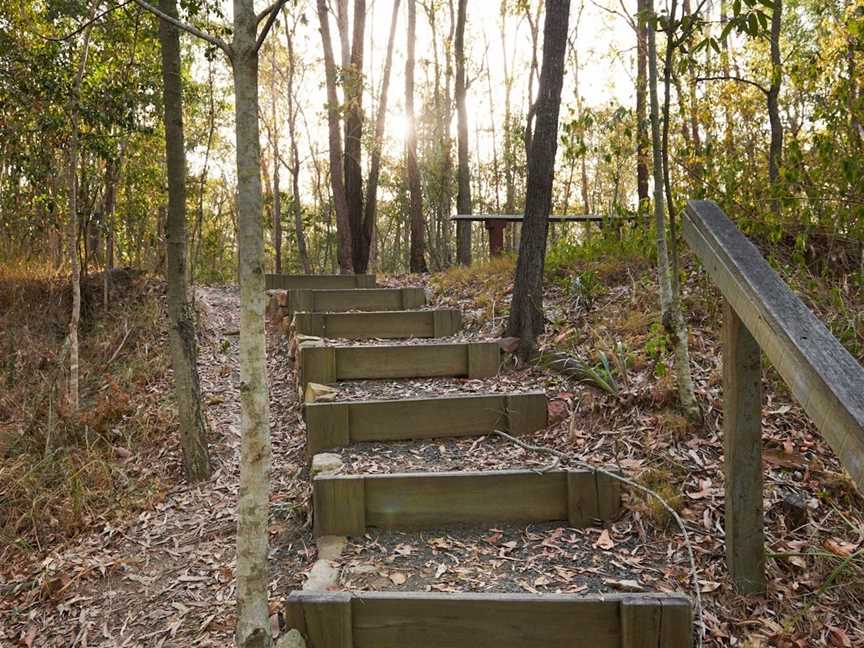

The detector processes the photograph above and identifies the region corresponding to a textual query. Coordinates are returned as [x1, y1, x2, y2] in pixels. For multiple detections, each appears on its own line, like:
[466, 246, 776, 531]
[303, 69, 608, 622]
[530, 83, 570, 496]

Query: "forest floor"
[2, 249, 864, 647]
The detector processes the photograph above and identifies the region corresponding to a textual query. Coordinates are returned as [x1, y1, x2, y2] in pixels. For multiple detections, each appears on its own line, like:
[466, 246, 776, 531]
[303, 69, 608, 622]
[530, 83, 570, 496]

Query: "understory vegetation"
[0, 267, 176, 557]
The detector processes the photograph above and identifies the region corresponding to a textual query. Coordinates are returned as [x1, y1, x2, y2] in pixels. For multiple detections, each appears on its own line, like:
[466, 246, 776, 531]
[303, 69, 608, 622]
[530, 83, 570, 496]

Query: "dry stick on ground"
[493, 429, 705, 648]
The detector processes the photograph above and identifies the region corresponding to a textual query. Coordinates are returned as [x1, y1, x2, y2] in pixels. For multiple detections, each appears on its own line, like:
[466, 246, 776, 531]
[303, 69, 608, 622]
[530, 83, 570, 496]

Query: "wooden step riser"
[284, 287, 426, 316]
[312, 469, 620, 536]
[299, 342, 499, 387]
[293, 309, 461, 340]
[284, 591, 692, 648]
[304, 392, 547, 455]
[265, 274, 376, 290]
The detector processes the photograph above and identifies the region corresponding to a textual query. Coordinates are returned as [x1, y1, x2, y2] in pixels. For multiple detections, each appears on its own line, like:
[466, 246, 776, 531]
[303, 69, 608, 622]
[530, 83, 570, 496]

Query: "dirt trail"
[2, 287, 313, 647]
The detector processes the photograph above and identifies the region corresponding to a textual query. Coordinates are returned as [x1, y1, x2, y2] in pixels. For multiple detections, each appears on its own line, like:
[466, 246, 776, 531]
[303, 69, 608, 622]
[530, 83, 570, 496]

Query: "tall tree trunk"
[636, 0, 650, 225]
[767, 0, 783, 219]
[269, 42, 282, 274]
[66, 3, 98, 412]
[232, 1, 271, 645]
[647, 0, 700, 421]
[317, 0, 354, 272]
[523, 1, 543, 159]
[406, 0, 427, 272]
[345, 0, 366, 270]
[284, 20, 311, 274]
[158, 0, 211, 482]
[506, 0, 571, 361]
[501, 1, 515, 216]
[455, 0, 471, 265]
[361, 0, 401, 273]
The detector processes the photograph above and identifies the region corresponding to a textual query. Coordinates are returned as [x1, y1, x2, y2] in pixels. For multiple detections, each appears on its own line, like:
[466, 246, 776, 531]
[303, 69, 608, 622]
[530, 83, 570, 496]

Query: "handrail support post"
[722, 299, 767, 594]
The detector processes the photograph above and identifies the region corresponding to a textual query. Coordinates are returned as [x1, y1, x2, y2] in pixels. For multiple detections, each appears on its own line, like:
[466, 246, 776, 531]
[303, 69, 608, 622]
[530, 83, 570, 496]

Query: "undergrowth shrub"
[0, 267, 174, 558]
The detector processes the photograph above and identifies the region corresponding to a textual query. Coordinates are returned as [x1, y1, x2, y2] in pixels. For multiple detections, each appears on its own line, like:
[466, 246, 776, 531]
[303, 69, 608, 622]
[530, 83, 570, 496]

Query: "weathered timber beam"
[683, 200, 864, 490]
[265, 273, 376, 290]
[298, 341, 500, 387]
[303, 391, 548, 455]
[284, 590, 692, 648]
[451, 213, 636, 223]
[312, 468, 620, 536]
[293, 309, 461, 339]
[282, 287, 425, 315]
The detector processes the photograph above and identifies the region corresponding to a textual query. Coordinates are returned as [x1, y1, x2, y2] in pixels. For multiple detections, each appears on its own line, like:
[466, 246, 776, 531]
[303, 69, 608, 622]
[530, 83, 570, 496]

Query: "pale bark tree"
[66, 2, 98, 412]
[455, 0, 471, 265]
[157, 0, 211, 482]
[647, 0, 700, 422]
[406, 0, 428, 272]
[131, 0, 284, 642]
[506, 0, 571, 361]
[317, 0, 354, 272]
[361, 0, 401, 273]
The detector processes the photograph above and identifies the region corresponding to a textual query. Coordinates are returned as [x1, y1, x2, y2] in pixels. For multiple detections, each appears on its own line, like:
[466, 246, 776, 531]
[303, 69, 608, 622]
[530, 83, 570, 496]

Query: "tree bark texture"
[317, 0, 354, 273]
[406, 0, 427, 273]
[158, 0, 211, 483]
[455, 0, 471, 265]
[345, 0, 366, 271]
[233, 1, 272, 645]
[360, 0, 401, 273]
[505, 0, 571, 360]
[647, 0, 700, 422]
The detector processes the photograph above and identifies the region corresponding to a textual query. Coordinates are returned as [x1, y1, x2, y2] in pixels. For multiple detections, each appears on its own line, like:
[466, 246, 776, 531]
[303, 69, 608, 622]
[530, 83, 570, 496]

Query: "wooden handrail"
[683, 199, 864, 593]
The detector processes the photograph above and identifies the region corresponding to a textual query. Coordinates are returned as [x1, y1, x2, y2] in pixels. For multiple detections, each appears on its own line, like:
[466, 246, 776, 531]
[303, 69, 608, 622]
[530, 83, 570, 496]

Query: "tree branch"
[696, 74, 768, 95]
[130, 0, 231, 57]
[255, 0, 289, 53]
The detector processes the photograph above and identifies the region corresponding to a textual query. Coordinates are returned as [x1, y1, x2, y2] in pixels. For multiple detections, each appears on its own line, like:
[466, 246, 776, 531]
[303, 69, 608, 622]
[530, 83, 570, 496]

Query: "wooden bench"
[452, 213, 637, 256]
[312, 468, 620, 536]
[304, 391, 547, 454]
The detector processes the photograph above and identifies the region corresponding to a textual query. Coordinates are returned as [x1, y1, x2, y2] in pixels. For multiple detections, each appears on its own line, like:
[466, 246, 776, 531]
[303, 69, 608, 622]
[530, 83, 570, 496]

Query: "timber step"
[312, 468, 620, 536]
[275, 287, 425, 316]
[284, 591, 692, 648]
[293, 309, 461, 339]
[298, 341, 499, 387]
[264, 273, 376, 290]
[304, 391, 547, 455]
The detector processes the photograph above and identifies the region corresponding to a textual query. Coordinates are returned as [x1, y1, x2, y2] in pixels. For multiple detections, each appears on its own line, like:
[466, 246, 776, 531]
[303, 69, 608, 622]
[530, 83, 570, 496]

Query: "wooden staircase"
[268, 274, 693, 647]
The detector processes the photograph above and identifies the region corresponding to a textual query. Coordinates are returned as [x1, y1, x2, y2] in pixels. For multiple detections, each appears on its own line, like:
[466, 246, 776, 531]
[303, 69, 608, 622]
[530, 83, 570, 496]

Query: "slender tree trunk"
[523, 1, 543, 159]
[647, 0, 700, 422]
[506, 0, 571, 361]
[233, 1, 271, 645]
[406, 0, 427, 272]
[66, 3, 98, 412]
[501, 2, 515, 217]
[767, 0, 783, 219]
[317, 0, 354, 272]
[636, 0, 650, 225]
[361, 0, 401, 273]
[455, 0, 471, 265]
[345, 0, 366, 270]
[269, 42, 282, 274]
[284, 21, 311, 274]
[157, 0, 211, 483]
